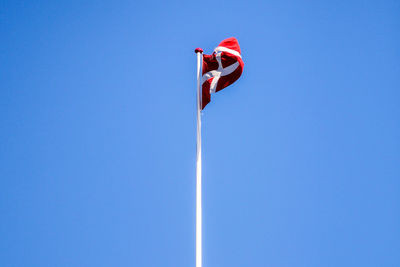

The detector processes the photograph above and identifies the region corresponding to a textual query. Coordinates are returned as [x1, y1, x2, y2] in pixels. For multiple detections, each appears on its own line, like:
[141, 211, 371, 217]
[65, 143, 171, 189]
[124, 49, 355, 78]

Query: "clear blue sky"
[1, 0, 399, 266]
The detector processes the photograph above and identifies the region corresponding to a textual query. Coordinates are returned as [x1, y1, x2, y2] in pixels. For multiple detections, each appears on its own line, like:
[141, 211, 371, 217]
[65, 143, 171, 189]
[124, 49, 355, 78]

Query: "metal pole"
[195, 47, 203, 267]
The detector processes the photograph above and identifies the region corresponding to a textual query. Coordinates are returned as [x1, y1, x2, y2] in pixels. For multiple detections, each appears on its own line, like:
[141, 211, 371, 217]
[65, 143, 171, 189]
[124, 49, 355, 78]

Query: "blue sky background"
[1, 0, 399, 266]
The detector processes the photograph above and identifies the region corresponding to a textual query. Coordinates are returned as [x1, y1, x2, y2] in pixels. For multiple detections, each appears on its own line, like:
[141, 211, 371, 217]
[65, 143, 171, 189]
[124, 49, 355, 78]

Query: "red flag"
[201, 37, 244, 109]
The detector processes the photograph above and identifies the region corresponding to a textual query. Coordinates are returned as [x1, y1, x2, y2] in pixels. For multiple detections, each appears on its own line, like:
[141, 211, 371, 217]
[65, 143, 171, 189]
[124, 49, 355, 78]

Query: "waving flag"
[200, 37, 244, 109]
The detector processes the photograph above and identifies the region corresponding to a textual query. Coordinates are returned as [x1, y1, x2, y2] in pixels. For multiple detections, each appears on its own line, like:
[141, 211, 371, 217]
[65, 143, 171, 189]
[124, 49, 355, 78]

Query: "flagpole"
[195, 47, 203, 267]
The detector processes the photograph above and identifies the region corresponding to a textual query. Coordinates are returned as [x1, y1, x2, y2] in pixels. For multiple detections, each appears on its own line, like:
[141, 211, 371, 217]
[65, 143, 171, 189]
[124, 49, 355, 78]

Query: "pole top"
[195, 48, 203, 53]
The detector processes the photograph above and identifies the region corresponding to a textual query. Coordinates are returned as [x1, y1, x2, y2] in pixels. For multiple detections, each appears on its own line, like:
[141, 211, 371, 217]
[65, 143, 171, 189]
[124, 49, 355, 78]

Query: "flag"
[201, 37, 244, 109]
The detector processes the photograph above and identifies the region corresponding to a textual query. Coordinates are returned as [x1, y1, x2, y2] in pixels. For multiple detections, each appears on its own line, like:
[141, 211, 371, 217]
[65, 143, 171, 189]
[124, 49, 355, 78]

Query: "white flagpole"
[195, 47, 203, 267]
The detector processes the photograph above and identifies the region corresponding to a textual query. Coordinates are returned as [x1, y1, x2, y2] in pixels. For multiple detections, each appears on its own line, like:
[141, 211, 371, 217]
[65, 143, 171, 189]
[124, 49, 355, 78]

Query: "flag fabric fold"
[201, 37, 244, 109]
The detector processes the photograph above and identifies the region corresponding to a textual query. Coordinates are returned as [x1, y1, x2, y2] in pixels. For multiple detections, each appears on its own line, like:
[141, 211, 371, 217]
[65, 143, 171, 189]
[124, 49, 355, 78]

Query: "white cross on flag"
[200, 37, 244, 109]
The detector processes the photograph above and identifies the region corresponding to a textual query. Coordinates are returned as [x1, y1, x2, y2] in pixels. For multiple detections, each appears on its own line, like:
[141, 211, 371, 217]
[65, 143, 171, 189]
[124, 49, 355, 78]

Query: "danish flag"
[198, 37, 244, 109]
